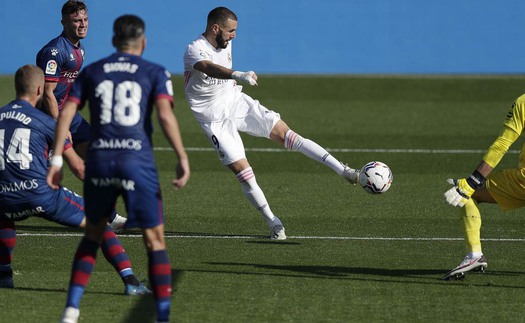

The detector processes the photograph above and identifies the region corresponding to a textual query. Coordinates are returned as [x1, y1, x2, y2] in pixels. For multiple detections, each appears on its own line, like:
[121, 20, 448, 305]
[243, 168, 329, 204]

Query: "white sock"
[237, 167, 281, 228]
[284, 130, 345, 175]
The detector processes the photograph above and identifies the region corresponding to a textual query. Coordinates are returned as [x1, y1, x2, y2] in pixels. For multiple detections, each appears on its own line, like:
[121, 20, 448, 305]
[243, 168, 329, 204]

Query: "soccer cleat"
[124, 282, 152, 295]
[61, 306, 80, 323]
[342, 163, 359, 185]
[110, 214, 127, 232]
[442, 254, 488, 281]
[270, 225, 286, 240]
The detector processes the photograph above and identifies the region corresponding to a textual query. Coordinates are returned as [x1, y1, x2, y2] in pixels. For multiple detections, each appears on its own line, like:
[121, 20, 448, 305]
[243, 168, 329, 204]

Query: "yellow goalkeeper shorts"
[486, 168, 525, 211]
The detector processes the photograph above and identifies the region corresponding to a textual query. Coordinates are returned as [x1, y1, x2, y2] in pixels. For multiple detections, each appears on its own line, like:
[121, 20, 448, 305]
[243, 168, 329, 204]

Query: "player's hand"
[172, 158, 190, 189]
[444, 178, 475, 207]
[232, 71, 258, 86]
[46, 165, 63, 190]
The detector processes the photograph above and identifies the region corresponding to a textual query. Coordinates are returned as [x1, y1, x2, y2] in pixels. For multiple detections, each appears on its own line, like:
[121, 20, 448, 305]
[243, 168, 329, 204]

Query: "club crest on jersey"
[228, 52, 231, 63]
[51, 48, 58, 56]
[69, 53, 75, 61]
[45, 60, 57, 75]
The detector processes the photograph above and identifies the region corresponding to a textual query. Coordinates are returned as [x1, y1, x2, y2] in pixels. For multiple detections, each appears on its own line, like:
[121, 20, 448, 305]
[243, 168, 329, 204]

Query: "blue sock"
[66, 284, 86, 308]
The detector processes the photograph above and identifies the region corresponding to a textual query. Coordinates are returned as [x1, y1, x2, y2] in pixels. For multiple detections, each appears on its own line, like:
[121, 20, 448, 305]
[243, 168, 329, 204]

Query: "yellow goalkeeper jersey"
[482, 94, 525, 169]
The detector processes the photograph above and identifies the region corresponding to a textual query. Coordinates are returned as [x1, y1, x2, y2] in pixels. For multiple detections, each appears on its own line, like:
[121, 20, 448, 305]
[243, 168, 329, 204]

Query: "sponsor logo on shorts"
[0, 179, 38, 193]
[4, 206, 45, 220]
[90, 178, 136, 191]
[91, 138, 143, 151]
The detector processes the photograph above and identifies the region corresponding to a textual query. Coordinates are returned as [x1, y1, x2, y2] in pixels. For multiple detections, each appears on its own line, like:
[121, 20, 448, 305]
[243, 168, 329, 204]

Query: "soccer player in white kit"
[184, 7, 358, 240]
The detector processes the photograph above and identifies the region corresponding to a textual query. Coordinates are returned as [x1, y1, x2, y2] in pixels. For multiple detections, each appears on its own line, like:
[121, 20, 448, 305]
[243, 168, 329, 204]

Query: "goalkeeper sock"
[284, 130, 346, 176]
[460, 199, 482, 254]
[237, 167, 281, 228]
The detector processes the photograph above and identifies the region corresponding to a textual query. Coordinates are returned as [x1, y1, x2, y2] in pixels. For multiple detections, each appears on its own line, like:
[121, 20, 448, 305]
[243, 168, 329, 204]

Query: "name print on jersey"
[103, 62, 139, 74]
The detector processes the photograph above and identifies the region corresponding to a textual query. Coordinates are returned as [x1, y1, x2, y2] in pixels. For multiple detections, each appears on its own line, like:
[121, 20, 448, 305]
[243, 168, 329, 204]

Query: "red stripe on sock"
[152, 263, 172, 276]
[154, 284, 172, 299]
[71, 271, 92, 286]
[237, 169, 254, 182]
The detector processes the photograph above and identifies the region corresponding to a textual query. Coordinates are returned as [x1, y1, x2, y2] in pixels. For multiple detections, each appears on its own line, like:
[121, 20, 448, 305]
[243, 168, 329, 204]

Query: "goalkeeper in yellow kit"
[443, 94, 525, 280]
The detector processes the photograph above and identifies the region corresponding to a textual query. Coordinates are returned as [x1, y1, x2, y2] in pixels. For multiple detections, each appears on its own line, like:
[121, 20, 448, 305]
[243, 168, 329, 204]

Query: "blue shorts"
[70, 112, 90, 144]
[84, 154, 164, 229]
[0, 187, 85, 227]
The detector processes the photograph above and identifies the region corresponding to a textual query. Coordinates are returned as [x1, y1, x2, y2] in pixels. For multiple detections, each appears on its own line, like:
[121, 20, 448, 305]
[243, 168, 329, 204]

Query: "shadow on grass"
[121, 269, 184, 323]
[176, 262, 525, 289]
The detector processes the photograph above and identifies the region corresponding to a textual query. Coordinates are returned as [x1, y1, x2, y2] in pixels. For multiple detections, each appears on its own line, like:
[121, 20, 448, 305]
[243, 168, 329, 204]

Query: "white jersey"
[183, 35, 241, 122]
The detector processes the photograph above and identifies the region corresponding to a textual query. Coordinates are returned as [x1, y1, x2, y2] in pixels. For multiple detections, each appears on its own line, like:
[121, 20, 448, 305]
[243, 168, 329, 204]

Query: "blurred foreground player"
[47, 15, 190, 323]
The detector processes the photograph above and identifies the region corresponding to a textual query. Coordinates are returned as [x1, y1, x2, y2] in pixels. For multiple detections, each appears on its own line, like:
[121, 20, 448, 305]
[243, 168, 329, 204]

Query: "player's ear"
[211, 24, 220, 34]
[112, 36, 118, 48]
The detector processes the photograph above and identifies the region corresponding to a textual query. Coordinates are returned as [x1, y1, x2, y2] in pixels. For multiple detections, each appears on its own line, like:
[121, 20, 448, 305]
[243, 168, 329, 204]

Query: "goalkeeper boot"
[125, 282, 152, 295]
[270, 224, 286, 240]
[61, 306, 80, 323]
[0, 270, 13, 288]
[442, 254, 488, 281]
[342, 163, 359, 185]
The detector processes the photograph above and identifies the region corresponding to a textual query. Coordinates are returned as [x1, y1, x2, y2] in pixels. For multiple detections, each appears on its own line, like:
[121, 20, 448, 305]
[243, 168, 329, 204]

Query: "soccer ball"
[358, 161, 393, 194]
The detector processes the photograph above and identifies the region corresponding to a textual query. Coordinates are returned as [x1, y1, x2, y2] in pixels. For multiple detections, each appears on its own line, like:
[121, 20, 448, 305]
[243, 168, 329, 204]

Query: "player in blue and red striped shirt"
[0, 65, 149, 296]
[47, 15, 190, 323]
[36, 1, 90, 159]
[36, 1, 125, 231]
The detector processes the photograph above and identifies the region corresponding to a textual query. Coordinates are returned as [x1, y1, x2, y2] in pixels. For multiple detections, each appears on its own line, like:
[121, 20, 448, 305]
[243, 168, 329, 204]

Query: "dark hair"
[113, 14, 145, 46]
[207, 7, 237, 26]
[61, 0, 87, 17]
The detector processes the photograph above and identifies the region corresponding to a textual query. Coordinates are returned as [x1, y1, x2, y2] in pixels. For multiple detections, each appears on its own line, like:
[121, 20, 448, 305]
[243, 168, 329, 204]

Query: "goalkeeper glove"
[444, 170, 486, 207]
[232, 71, 258, 86]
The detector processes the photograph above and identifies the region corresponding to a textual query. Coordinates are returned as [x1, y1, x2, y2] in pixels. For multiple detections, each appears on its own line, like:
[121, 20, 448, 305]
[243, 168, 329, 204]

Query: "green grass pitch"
[2, 74, 525, 322]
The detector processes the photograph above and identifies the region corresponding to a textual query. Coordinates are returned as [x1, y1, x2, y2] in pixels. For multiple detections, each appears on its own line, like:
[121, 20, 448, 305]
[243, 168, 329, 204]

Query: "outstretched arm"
[445, 126, 519, 207]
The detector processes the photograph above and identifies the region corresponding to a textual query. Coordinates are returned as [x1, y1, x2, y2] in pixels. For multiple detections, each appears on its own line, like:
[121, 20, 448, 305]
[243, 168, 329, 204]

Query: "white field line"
[14, 232, 525, 242]
[18, 147, 522, 242]
[156, 147, 520, 154]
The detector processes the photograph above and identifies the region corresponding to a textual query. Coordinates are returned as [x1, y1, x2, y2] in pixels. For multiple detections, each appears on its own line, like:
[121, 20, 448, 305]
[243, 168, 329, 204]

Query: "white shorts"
[199, 92, 281, 165]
